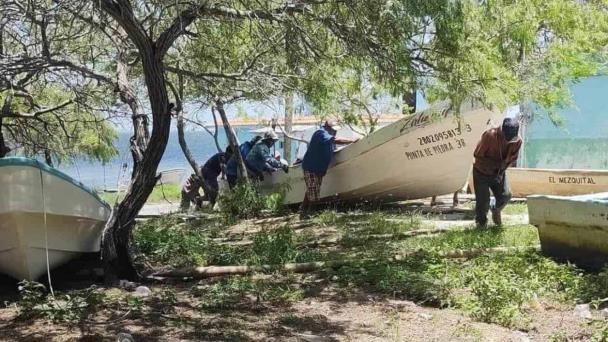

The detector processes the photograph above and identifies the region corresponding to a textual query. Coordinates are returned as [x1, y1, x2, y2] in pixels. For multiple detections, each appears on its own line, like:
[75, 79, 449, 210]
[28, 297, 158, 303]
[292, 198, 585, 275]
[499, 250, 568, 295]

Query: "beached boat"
[0, 157, 111, 281]
[157, 168, 186, 186]
[259, 102, 505, 205]
[467, 168, 608, 198]
[528, 193, 608, 269]
[507, 168, 608, 198]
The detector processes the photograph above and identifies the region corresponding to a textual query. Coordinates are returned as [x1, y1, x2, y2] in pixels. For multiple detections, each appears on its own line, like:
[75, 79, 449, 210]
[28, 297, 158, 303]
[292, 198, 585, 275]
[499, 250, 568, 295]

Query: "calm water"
[58, 127, 264, 189]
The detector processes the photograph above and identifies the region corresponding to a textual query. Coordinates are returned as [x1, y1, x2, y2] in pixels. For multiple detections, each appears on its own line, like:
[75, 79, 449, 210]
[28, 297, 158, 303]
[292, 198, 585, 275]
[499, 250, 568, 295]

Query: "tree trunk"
[177, 108, 203, 180]
[402, 82, 417, 114]
[116, 48, 149, 177]
[101, 46, 172, 283]
[284, 92, 294, 163]
[207, 108, 222, 153]
[283, 23, 297, 163]
[215, 100, 249, 183]
[0, 117, 10, 158]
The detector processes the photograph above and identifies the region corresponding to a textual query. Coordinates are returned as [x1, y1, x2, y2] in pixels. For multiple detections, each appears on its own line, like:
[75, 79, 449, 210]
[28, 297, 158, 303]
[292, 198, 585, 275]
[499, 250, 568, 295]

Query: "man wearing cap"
[245, 131, 287, 179]
[299, 120, 357, 219]
[473, 117, 522, 228]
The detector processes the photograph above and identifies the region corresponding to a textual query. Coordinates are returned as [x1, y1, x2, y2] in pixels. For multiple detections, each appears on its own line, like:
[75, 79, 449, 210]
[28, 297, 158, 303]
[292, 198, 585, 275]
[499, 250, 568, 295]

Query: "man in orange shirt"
[473, 117, 522, 228]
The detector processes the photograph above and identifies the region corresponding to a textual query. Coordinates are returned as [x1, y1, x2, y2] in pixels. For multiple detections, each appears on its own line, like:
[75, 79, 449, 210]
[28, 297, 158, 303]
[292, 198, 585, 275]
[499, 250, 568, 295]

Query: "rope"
[38, 165, 54, 297]
[158, 177, 173, 205]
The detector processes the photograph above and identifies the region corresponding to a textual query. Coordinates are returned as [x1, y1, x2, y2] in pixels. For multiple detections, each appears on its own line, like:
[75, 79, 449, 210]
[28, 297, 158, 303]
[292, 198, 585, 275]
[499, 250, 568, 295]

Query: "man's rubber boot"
[491, 209, 502, 227]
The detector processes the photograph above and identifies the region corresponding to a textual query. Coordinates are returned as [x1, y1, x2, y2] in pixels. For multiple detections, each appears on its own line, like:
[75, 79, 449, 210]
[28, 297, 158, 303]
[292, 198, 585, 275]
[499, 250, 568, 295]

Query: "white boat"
[528, 193, 608, 269]
[467, 168, 608, 198]
[507, 168, 608, 198]
[156, 168, 186, 186]
[259, 102, 505, 204]
[0, 157, 111, 281]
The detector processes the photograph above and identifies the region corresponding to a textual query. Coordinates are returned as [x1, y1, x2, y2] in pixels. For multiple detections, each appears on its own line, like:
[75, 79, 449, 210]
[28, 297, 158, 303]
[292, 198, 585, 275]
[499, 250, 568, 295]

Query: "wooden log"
[154, 245, 540, 279]
[155, 261, 334, 278]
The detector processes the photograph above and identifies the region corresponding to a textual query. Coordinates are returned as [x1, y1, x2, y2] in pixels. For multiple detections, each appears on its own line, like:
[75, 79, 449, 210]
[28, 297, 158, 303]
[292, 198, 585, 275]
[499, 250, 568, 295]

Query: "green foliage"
[402, 224, 539, 253]
[577, 267, 608, 304]
[454, 252, 581, 327]
[2, 86, 118, 163]
[197, 276, 304, 310]
[217, 182, 289, 222]
[313, 210, 341, 227]
[264, 182, 292, 215]
[251, 226, 299, 265]
[592, 322, 608, 342]
[16, 281, 103, 324]
[133, 215, 243, 267]
[501, 203, 528, 215]
[218, 182, 266, 221]
[330, 254, 449, 306]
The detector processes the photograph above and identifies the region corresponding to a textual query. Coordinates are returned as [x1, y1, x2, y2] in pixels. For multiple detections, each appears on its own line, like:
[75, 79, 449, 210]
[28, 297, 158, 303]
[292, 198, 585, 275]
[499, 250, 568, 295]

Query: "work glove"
[282, 165, 289, 173]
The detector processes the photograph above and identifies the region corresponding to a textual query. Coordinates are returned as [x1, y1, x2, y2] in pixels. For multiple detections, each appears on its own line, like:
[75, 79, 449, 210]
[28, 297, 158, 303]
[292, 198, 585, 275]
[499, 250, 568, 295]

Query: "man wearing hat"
[473, 117, 522, 228]
[245, 130, 287, 179]
[299, 120, 357, 219]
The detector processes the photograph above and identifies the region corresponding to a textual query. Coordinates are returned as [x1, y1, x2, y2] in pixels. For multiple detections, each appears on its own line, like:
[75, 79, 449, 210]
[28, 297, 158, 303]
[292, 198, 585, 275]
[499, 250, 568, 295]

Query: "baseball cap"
[502, 117, 519, 141]
[323, 120, 341, 131]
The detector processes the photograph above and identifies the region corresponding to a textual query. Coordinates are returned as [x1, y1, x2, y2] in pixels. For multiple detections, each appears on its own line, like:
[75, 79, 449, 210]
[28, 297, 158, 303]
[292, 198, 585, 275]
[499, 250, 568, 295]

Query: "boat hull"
[508, 168, 608, 197]
[528, 193, 608, 269]
[0, 159, 110, 280]
[260, 103, 504, 205]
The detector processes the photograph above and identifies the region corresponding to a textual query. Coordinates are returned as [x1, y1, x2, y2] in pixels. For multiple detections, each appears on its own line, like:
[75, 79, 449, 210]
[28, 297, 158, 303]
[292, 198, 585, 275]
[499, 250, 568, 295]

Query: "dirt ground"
[0, 279, 597, 342]
[0, 197, 604, 342]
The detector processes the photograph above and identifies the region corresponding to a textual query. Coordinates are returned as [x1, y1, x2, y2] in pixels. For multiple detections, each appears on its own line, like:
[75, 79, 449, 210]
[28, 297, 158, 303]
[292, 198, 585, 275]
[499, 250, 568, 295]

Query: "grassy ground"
[2, 202, 608, 341]
[98, 183, 182, 204]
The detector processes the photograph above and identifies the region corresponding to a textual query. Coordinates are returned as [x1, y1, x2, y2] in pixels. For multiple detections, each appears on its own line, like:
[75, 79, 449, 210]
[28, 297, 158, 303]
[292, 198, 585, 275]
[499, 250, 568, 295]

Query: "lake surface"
[57, 126, 282, 189]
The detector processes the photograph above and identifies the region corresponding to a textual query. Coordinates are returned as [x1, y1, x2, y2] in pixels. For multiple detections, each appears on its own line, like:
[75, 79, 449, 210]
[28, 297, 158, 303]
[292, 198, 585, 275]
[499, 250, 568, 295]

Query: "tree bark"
[402, 81, 417, 114]
[215, 100, 249, 182]
[283, 23, 297, 163]
[168, 68, 203, 180]
[99, 4, 173, 282]
[116, 48, 149, 177]
[284, 92, 294, 163]
[0, 117, 10, 158]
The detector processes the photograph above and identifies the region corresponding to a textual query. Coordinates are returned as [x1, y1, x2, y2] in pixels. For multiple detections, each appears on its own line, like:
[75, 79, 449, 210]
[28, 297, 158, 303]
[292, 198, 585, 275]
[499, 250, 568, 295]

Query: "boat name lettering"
[400, 108, 450, 133]
[548, 176, 597, 185]
[417, 125, 472, 146]
[405, 138, 466, 160]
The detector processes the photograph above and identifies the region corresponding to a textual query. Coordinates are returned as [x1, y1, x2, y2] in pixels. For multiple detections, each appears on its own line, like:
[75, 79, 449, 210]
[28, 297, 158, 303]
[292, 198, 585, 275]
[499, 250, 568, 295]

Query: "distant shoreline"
[219, 114, 404, 127]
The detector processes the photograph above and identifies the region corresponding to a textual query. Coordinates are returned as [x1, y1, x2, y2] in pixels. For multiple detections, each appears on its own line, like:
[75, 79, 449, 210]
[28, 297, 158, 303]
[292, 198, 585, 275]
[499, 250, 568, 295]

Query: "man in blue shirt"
[246, 131, 287, 180]
[226, 135, 262, 188]
[299, 120, 357, 219]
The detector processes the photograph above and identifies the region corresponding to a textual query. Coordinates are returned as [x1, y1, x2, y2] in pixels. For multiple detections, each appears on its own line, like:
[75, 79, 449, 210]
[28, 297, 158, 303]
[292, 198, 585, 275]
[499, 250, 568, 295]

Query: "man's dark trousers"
[473, 168, 512, 226]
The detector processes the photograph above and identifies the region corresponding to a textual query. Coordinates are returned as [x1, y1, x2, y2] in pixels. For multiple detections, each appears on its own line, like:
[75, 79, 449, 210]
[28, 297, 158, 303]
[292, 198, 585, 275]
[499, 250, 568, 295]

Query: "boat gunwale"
[286, 103, 483, 171]
[0, 157, 111, 211]
[511, 168, 608, 173]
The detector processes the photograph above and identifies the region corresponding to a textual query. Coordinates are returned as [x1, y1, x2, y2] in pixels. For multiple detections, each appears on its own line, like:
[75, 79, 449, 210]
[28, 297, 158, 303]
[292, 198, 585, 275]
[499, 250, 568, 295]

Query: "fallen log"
[154, 245, 541, 279]
[154, 261, 341, 278]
